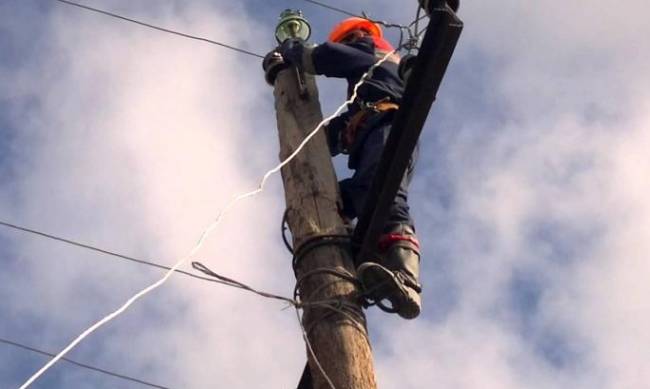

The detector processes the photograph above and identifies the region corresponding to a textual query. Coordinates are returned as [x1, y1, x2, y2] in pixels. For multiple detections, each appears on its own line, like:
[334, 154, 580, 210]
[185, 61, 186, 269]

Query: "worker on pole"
[265, 17, 425, 319]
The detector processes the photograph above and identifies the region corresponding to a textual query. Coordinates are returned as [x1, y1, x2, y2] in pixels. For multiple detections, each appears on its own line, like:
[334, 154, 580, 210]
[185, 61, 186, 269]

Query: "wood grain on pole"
[273, 67, 377, 389]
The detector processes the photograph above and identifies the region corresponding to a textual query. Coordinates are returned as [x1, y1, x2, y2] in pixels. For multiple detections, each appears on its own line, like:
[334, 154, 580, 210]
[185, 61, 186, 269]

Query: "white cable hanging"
[18, 48, 399, 389]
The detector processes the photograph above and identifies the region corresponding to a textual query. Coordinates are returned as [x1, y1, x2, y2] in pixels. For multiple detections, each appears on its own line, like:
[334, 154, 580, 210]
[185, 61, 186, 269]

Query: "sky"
[1, 0, 649, 388]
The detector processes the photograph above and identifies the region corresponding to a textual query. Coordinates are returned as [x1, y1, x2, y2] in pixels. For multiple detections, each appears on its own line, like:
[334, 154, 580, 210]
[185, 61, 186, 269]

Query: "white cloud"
[3, 1, 650, 388]
[370, 2, 650, 389]
[1, 2, 306, 388]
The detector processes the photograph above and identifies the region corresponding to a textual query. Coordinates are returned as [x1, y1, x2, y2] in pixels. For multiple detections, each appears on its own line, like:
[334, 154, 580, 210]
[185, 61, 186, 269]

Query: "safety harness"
[342, 98, 400, 152]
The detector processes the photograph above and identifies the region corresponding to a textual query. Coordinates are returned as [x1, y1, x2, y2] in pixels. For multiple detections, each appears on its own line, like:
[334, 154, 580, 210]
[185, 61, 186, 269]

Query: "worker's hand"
[263, 50, 284, 70]
[277, 38, 305, 67]
[263, 39, 307, 85]
[262, 50, 288, 85]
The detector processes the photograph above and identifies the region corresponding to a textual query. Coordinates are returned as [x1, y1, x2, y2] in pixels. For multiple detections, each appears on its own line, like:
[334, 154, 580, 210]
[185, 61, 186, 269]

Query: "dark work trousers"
[339, 120, 417, 232]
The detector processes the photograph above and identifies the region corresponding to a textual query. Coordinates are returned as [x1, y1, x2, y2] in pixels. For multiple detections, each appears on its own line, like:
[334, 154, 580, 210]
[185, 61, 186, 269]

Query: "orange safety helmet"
[328, 17, 383, 43]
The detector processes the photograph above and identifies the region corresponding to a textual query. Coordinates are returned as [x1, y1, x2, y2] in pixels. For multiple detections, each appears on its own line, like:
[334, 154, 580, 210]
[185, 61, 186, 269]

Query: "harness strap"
[342, 100, 400, 151]
[377, 233, 420, 252]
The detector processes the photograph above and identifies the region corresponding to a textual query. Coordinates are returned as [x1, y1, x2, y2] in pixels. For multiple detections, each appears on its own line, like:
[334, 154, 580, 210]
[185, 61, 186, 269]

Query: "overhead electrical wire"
[52, 0, 264, 58]
[0, 336, 170, 389]
[294, 0, 360, 17]
[54, 0, 406, 58]
[0, 220, 246, 288]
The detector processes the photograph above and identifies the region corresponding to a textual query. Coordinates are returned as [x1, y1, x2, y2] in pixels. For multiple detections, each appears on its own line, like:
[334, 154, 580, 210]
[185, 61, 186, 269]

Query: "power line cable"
[0, 336, 170, 389]
[0, 220, 241, 288]
[294, 0, 359, 17]
[53, 0, 409, 59]
[293, 0, 415, 37]
[52, 0, 264, 58]
[291, 1, 416, 51]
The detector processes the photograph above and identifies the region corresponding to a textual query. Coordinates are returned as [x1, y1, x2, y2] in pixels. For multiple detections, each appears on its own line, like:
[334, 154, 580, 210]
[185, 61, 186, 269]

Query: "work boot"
[357, 225, 422, 319]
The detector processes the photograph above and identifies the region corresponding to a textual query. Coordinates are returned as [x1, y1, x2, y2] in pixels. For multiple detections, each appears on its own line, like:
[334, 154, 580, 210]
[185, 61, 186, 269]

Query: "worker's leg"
[339, 123, 417, 229]
[340, 124, 422, 319]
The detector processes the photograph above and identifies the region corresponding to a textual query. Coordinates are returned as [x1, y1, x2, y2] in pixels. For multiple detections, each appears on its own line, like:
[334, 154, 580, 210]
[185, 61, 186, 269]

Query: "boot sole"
[357, 263, 421, 319]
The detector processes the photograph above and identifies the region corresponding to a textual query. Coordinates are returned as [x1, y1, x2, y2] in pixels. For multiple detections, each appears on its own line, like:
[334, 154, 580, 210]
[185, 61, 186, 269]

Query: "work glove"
[262, 49, 288, 85]
[262, 39, 307, 85]
[277, 38, 305, 68]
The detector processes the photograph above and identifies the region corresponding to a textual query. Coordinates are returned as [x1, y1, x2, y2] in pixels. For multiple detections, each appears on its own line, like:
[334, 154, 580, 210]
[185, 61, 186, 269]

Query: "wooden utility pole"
[272, 66, 377, 387]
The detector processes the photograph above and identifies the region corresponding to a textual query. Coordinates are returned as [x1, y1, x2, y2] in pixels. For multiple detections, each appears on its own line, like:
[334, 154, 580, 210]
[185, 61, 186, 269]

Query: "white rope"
[18, 49, 397, 389]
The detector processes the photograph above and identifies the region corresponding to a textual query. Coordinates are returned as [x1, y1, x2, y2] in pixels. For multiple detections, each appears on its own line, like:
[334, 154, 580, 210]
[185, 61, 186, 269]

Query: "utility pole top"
[275, 9, 312, 43]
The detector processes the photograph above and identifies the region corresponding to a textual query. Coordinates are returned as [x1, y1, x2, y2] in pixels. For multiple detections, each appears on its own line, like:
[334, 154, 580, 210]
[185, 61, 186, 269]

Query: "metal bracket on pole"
[352, 4, 463, 262]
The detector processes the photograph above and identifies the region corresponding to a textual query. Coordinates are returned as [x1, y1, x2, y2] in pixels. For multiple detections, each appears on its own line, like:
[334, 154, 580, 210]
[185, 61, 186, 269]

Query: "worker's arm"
[277, 38, 377, 79]
[304, 40, 377, 79]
